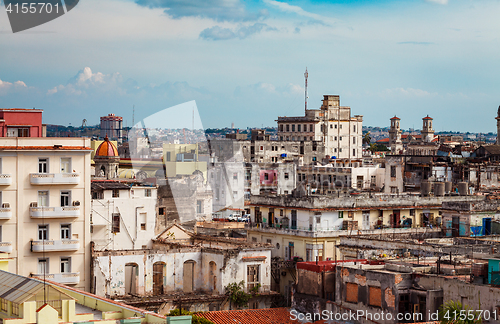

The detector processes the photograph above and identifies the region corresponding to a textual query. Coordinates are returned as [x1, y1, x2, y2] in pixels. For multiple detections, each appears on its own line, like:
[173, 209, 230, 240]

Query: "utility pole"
[304, 67, 308, 113]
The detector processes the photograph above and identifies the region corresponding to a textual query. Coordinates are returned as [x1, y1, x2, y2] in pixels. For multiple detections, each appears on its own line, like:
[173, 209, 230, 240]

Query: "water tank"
[458, 182, 468, 196]
[444, 181, 452, 194]
[435, 182, 445, 197]
[421, 181, 431, 197]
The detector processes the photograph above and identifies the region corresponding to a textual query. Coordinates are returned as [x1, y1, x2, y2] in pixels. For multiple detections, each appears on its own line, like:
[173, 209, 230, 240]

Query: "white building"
[277, 95, 363, 159]
[0, 137, 92, 291]
[91, 180, 157, 251]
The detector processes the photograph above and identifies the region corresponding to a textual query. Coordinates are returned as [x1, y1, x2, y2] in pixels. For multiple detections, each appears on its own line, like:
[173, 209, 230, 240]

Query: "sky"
[0, 0, 499, 132]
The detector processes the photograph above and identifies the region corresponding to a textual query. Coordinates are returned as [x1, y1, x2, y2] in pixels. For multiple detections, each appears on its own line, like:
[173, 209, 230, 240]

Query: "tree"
[438, 300, 482, 324]
[224, 281, 252, 309]
[363, 132, 371, 145]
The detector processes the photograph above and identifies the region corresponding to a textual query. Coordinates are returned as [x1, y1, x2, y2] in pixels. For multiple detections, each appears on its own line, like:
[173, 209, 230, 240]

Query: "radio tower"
[304, 67, 308, 113]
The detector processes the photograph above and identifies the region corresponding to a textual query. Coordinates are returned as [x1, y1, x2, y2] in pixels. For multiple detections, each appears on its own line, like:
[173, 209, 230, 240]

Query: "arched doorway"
[209, 261, 217, 293]
[125, 263, 139, 295]
[183, 260, 196, 292]
[153, 261, 166, 295]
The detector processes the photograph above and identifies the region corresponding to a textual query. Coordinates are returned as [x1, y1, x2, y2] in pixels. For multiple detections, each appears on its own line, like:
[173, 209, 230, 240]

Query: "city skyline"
[1, 0, 500, 132]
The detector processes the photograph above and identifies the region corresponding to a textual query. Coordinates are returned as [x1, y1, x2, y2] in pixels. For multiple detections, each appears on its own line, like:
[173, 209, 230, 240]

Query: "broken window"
[247, 265, 260, 290]
[112, 213, 120, 233]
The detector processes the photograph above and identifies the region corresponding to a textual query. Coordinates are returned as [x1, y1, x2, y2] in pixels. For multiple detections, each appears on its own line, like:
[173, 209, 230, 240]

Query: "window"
[286, 125, 290, 132]
[61, 224, 70, 239]
[247, 265, 260, 290]
[339, 211, 344, 219]
[264, 173, 269, 181]
[38, 191, 49, 207]
[284, 173, 289, 180]
[92, 191, 104, 199]
[309, 125, 313, 132]
[334, 124, 337, 129]
[339, 148, 342, 153]
[12, 302, 19, 316]
[298, 125, 301, 132]
[193, 201, 205, 217]
[410, 209, 415, 216]
[330, 124, 333, 129]
[252, 237, 257, 242]
[353, 125, 356, 132]
[112, 189, 119, 198]
[369, 286, 382, 307]
[339, 136, 342, 141]
[280, 124, 283, 132]
[112, 213, 120, 233]
[346, 283, 358, 303]
[390, 166, 397, 178]
[353, 137, 356, 144]
[60, 191, 71, 207]
[1, 298, 8, 312]
[140, 213, 147, 231]
[353, 149, 356, 156]
[339, 124, 342, 129]
[38, 225, 48, 240]
[145, 189, 152, 197]
[348, 211, 354, 219]
[60, 158, 71, 173]
[38, 258, 49, 274]
[60, 257, 71, 273]
[292, 125, 295, 132]
[38, 158, 48, 173]
[166, 151, 171, 161]
[233, 173, 238, 180]
[159, 207, 165, 215]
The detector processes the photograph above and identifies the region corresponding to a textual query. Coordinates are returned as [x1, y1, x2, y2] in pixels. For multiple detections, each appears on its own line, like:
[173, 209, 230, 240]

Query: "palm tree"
[438, 300, 482, 324]
[363, 132, 371, 145]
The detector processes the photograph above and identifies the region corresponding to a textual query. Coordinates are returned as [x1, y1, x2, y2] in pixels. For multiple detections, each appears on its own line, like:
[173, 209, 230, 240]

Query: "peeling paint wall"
[93, 248, 271, 298]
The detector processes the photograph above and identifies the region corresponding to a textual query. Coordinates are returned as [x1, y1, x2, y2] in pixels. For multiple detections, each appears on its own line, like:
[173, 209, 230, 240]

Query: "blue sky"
[0, 0, 499, 132]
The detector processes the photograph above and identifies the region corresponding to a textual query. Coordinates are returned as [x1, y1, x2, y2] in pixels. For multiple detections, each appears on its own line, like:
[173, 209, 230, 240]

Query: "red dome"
[95, 136, 118, 157]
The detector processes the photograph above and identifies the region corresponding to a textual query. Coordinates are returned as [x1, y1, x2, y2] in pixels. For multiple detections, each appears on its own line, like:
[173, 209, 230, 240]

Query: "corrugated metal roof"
[0, 271, 45, 304]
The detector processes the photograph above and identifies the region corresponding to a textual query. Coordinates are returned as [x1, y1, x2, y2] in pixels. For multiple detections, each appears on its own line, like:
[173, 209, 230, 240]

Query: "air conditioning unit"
[1, 203, 10, 208]
[30, 202, 38, 208]
[72, 201, 80, 206]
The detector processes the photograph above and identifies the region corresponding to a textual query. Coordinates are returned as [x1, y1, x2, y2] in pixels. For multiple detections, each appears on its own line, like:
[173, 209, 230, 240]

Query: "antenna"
[304, 67, 308, 113]
[132, 105, 135, 126]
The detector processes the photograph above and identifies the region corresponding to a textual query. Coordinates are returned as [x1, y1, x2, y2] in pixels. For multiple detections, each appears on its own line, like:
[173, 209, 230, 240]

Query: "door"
[183, 261, 195, 292]
[393, 210, 400, 228]
[483, 218, 492, 235]
[452, 216, 460, 237]
[153, 262, 165, 295]
[362, 211, 370, 230]
[291, 210, 297, 229]
[125, 263, 138, 295]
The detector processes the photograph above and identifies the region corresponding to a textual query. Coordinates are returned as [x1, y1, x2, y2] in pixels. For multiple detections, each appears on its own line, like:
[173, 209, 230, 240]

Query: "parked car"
[227, 214, 238, 222]
[238, 215, 251, 222]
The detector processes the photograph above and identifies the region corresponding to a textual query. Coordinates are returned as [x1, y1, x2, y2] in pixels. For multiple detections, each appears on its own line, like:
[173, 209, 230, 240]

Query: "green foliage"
[167, 309, 215, 324]
[368, 143, 390, 153]
[438, 300, 482, 324]
[224, 281, 252, 308]
[363, 132, 371, 145]
[250, 283, 261, 294]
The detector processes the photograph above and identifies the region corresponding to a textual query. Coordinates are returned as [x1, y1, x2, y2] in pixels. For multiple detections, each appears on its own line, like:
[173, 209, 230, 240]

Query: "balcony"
[30, 173, 80, 185]
[31, 239, 80, 252]
[0, 174, 12, 185]
[30, 206, 80, 219]
[0, 242, 12, 253]
[0, 207, 12, 220]
[31, 272, 80, 285]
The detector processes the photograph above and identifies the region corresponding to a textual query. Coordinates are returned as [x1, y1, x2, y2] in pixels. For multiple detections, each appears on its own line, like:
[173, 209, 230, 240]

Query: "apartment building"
[0, 137, 91, 291]
[277, 95, 363, 159]
[0, 108, 44, 138]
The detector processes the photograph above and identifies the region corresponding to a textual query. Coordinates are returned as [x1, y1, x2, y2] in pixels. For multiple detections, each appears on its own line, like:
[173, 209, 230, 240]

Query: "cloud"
[424, 0, 448, 4]
[199, 23, 277, 40]
[263, 0, 331, 25]
[0, 78, 28, 96]
[135, 0, 267, 22]
[47, 67, 124, 96]
[234, 82, 303, 96]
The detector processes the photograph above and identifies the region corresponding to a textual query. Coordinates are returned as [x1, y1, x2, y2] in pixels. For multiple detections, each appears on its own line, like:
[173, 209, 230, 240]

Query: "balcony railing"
[31, 272, 80, 285]
[31, 239, 80, 252]
[0, 207, 12, 220]
[30, 173, 80, 185]
[0, 242, 12, 253]
[0, 174, 12, 185]
[30, 206, 80, 218]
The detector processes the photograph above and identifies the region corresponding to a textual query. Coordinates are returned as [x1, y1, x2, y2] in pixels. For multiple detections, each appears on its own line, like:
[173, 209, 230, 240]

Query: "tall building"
[0, 108, 44, 137]
[277, 95, 363, 159]
[421, 115, 435, 143]
[0, 137, 92, 291]
[99, 113, 123, 143]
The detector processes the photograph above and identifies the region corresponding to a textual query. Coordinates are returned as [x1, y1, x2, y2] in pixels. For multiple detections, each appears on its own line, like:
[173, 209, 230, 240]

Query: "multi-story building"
[0, 108, 44, 137]
[0, 137, 91, 291]
[99, 113, 123, 143]
[91, 179, 157, 251]
[277, 95, 363, 159]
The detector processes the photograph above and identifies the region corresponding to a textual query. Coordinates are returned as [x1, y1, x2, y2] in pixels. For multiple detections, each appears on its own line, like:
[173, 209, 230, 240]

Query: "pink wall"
[0, 109, 43, 137]
[259, 170, 277, 184]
